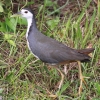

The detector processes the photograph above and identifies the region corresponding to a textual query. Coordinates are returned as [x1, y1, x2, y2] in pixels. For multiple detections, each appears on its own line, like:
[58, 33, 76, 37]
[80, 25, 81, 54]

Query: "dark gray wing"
[35, 34, 90, 64]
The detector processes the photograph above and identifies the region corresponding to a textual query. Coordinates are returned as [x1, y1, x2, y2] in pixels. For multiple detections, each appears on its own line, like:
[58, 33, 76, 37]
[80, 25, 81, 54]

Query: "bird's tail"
[77, 48, 94, 62]
[77, 48, 94, 55]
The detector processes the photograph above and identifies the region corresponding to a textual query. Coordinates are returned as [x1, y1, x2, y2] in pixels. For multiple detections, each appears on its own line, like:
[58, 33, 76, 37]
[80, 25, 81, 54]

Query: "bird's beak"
[11, 12, 21, 17]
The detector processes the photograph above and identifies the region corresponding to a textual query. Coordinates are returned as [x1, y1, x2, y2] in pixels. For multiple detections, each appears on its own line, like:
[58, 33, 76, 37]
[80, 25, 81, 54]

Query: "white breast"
[26, 18, 39, 59]
[26, 18, 32, 39]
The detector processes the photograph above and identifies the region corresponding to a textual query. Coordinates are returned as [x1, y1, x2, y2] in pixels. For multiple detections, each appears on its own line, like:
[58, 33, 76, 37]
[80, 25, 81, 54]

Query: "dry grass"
[0, 0, 100, 100]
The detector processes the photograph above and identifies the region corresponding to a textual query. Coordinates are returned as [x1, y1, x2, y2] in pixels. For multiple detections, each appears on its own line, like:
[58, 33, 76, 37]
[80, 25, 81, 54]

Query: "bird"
[13, 7, 94, 96]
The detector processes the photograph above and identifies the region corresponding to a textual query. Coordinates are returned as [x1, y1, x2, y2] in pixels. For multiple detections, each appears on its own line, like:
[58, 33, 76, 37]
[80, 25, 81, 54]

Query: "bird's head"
[18, 8, 33, 19]
[11, 8, 34, 19]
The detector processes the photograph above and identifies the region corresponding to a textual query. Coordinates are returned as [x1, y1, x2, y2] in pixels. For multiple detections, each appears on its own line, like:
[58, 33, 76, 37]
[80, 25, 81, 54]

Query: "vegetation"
[0, 0, 100, 99]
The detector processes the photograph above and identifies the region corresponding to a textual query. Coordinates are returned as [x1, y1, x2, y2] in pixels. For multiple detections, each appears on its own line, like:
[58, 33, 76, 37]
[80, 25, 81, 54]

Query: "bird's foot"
[46, 89, 57, 99]
[78, 74, 90, 95]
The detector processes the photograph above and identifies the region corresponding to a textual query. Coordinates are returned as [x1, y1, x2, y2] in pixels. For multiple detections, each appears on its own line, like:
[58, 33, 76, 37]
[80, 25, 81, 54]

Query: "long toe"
[78, 74, 88, 95]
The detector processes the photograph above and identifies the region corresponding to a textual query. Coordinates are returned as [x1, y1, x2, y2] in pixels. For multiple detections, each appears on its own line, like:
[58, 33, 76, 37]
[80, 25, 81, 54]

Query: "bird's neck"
[26, 17, 37, 38]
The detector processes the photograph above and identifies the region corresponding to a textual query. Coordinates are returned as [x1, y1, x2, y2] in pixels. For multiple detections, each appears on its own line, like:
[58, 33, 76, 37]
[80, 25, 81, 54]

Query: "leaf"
[4, 34, 13, 40]
[0, 88, 3, 94]
[4, 34, 16, 47]
[95, 82, 100, 95]
[59, 82, 69, 95]
[6, 18, 17, 32]
[46, 17, 60, 30]
[27, 1, 34, 5]
[7, 40, 16, 47]
[0, 6, 3, 12]
[17, 17, 27, 25]
[0, 2, 4, 12]
[0, 22, 6, 32]
[45, 0, 53, 6]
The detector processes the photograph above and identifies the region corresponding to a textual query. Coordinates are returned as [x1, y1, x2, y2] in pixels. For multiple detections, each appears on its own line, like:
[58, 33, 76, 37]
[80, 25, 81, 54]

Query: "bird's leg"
[64, 65, 67, 75]
[77, 61, 87, 95]
[47, 65, 64, 89]
[55, 66, 64, 89]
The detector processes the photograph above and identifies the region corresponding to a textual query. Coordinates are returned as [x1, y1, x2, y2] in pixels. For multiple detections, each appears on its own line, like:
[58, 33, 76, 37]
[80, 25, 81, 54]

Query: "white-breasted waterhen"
[14, 7, 94, 95]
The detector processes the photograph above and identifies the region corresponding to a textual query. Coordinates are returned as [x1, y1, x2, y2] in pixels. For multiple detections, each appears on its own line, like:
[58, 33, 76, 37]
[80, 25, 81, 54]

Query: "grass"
[0, 0, 100, 100]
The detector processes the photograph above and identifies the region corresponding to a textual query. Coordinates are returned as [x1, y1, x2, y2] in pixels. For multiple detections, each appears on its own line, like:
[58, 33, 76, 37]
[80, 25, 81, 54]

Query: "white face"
[20, 9, 33, 19]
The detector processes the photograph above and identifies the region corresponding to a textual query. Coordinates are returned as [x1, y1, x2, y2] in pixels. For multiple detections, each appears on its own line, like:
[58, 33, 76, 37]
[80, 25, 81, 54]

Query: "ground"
[0, 0, 100, 100]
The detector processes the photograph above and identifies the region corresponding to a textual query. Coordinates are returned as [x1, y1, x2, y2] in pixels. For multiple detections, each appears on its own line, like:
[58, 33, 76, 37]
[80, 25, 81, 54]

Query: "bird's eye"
[24, 11, 28, 13]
